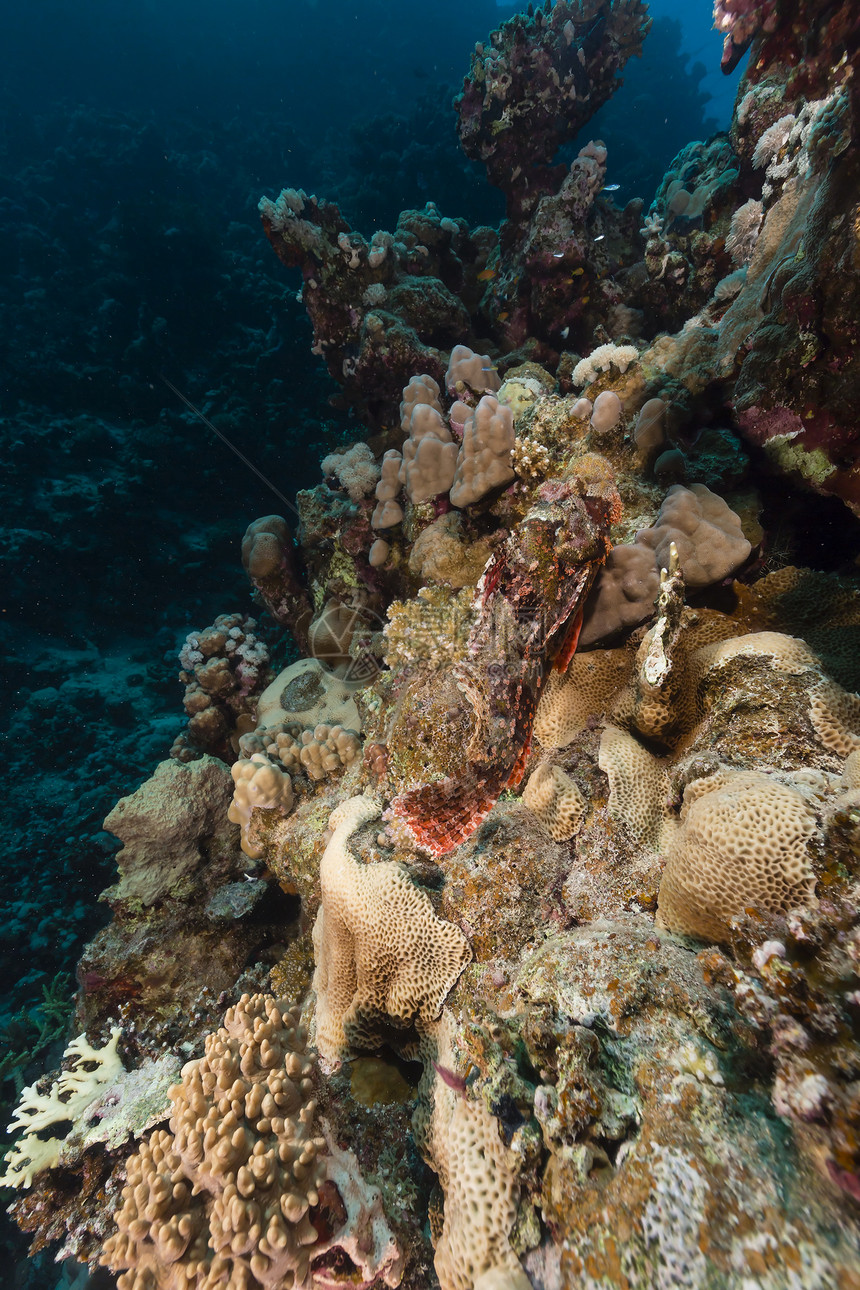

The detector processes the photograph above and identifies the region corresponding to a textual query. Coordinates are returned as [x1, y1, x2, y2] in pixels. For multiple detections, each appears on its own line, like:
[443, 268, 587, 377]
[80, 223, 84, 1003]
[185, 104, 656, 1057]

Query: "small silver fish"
[593, 234, 605, 242]
[602, 183, 621, 192]
[552, 251, 565, 258]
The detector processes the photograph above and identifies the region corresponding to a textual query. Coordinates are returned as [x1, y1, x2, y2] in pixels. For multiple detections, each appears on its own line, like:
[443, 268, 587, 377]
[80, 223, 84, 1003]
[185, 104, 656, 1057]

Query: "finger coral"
[101, 993, 327, 1289]
[449, 395, 516, 509]
[173, 613, 273, 762]
[228, 754, 295, 859]
[635, 483, 751, 588]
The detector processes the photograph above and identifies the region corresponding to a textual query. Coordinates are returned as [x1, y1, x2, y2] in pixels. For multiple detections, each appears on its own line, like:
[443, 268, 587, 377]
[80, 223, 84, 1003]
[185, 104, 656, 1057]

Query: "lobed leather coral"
[101, 993, 326, 1290]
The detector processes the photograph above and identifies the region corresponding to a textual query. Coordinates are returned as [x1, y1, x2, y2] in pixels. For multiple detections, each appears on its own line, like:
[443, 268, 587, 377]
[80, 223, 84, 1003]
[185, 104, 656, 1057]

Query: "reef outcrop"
[7, 2, 860, 1288]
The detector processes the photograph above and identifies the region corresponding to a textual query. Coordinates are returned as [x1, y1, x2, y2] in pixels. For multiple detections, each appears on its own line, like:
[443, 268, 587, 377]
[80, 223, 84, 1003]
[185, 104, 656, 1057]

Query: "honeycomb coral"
[312, 797, 471, 1063]
[808, 681, 860, 757]
[522, 763, 587, 841]
[415, 1017, 529, 1290]
[598, 724, 670, 850]
[657, 769, 818, 943]
[431, 1093, 526, 1290]
[689, 630, 817, 684]
[843, 749, 860, 790]
[533, 650, 632, 748]
[101, 994, 326, 1290]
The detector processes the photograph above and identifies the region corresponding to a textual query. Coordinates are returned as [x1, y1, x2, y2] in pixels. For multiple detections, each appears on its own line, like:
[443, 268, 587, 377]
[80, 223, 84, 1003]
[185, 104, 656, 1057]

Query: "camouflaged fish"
[389, 464, 619, 855]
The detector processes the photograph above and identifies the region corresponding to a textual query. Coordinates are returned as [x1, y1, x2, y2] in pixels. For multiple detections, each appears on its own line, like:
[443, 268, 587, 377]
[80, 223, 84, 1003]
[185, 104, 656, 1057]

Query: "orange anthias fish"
[477, 266, 497, 281]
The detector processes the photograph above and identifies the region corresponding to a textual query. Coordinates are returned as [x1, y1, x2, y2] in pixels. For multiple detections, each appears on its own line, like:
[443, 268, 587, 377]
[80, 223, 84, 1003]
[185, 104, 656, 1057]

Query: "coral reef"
[10, 1, 860, 1287]
[101, 992, 401, 1289]
[172, 613, 273, 763]
[455, 0, 651, 225]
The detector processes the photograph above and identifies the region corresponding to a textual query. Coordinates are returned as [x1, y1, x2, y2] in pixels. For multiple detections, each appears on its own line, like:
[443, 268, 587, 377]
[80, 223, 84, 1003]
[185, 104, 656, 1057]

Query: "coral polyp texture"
[11, 0, 860, 1287]
[101, 994, 325, 1288]
[312, 796, 471, 1063]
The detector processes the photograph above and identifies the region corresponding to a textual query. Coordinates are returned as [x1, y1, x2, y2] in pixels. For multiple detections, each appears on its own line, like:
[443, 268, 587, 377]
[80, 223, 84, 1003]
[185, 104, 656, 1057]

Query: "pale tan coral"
[228, 754, 294, 859]
[255, 657, 360, 732]
[688, 631, 817, 685]
[369, 537, 391, 566]
[400, 403, 459, 504]
[445, 344, 502, 395]
[297, 724, 362, 781]
[656, 769, 818, 942]
[808, 682, 860, 757]
[400, 373, 443, 431]
[408, 513, 495, 589]
[243, 722, 361, 783]
[417, 1017, 527, 1290]
[372, 449, 405, 530]
[579, 545, 661, 647]
[635, 484, 751, 589]
[102, 994, 326, 1290]
[522, 763, 587, 841]
[598, 724, 670, 850]
[312, 797, 471, 1063]
[843, 748, 860, 790]
[449, 396, 516, 508]
[533, 650, 632, 749]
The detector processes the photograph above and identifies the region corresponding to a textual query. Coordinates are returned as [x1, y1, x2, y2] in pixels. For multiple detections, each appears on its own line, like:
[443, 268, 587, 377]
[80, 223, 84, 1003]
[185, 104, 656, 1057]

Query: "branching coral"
[1, 1028, 124, 1189]
[102, 994, 327, 1289]
[173, 614, 273, 762]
